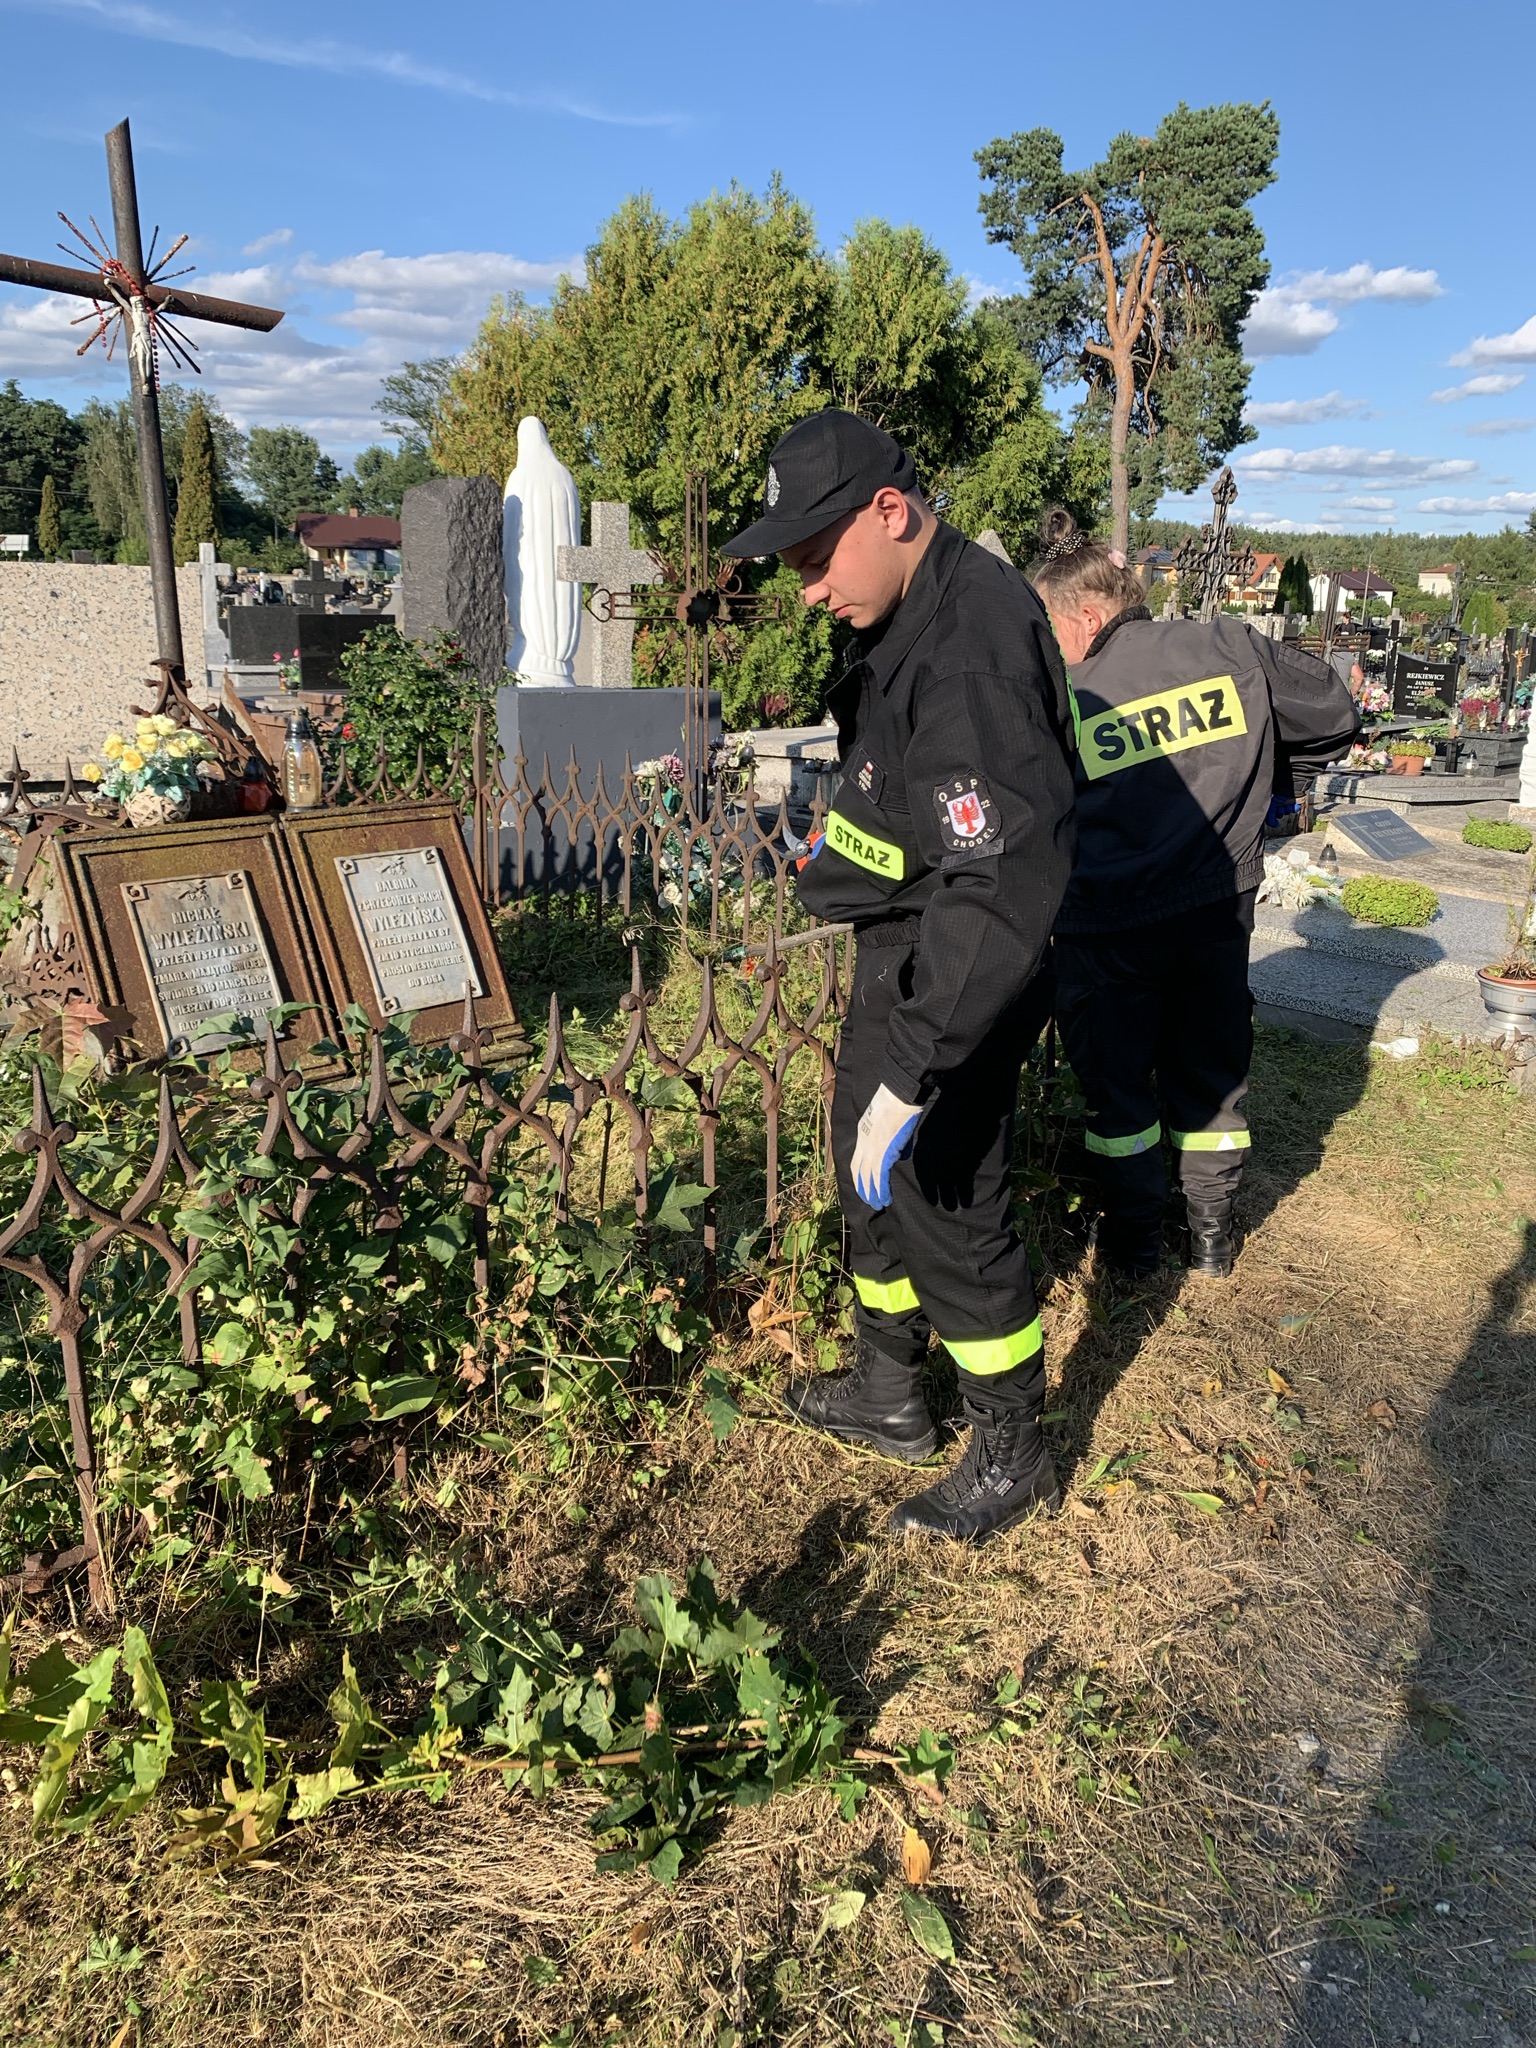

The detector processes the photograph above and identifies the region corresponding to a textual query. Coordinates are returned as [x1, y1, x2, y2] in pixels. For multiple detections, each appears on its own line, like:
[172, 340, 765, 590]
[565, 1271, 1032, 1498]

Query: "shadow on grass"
[1280, 1220, 1536, 2048]
[1042, 1025, 1377, 1491]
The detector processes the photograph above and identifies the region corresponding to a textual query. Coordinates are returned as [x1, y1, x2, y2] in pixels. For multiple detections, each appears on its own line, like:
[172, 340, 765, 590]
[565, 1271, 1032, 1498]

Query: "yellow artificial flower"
[152, 714, 176, 735]
[102, 733, 125, 759]
[81, 761, 103, 782]
[166, 737, 190, 759]
[121, 748, 145, 773]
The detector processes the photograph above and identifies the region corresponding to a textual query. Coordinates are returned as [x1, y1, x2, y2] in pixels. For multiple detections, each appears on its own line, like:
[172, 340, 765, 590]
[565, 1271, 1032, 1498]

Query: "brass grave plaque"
[335, 846, 485, 1017]
[122, 870, 286, 1053]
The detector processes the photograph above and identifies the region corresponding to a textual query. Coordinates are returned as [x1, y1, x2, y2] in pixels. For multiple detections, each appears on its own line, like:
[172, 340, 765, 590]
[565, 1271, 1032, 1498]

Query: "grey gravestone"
[557, 500, 664, 688]
[197, 540, 231, 682]
[973, 529, 1011, 563]
[1327, 810, 1434, 862]
[400, 476, 506, 690]
[122, 869, 284, 1053]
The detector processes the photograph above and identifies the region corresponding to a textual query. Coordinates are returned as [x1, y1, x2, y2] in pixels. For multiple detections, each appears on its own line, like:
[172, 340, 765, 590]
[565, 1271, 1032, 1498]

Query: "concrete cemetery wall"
[0, 561, 206, 773]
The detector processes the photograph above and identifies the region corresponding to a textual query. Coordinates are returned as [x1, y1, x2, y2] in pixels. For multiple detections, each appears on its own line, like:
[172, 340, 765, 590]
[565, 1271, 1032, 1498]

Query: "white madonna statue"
[504, 415, 581, 687]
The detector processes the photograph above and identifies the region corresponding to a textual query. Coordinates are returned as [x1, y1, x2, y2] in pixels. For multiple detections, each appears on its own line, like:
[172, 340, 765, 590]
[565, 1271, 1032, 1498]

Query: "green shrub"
[337, 625, 492, 787]
[1340, 876, 1439, 927]
[1463, 817, 1533, 854]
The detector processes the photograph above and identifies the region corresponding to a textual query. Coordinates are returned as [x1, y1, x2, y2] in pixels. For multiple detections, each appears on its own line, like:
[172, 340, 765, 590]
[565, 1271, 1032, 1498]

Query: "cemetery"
[0, 98, 1534, 2048]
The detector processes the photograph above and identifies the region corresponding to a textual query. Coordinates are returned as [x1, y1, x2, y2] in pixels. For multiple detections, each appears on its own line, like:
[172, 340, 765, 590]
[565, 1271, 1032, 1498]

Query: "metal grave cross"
[0, 117, 285, 684]
[557, 500, 665, 688]
[1172, 466, 1256, 623]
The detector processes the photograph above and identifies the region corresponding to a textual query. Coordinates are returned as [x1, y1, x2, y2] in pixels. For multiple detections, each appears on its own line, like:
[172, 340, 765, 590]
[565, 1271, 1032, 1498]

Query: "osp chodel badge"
[934, 775, 999, 854]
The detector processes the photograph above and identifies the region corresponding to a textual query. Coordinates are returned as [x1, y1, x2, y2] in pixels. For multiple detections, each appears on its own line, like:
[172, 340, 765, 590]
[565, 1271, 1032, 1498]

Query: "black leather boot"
[1186, 1196, 1236, 1277]
[889, 1386, 1060, 1542]
[783, 1337, 938, 1462]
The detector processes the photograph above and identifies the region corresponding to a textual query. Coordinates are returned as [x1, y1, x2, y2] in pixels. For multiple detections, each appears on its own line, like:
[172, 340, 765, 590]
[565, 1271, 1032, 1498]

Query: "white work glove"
[851, 1083, 923, 1211]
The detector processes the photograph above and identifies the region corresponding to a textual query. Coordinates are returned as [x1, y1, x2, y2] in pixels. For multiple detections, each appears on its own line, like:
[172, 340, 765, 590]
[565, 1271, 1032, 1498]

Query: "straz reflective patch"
[1078, 676, 1247, 781]
[825, 810, 906, 879]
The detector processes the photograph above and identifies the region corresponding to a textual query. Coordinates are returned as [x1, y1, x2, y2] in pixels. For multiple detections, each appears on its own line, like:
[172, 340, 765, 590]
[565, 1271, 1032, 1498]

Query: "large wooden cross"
[0, 118, 285, 682]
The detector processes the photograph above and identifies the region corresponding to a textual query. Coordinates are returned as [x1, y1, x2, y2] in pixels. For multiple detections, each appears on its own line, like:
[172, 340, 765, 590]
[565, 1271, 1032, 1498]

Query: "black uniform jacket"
[1058, 609, 1360, 936]
[796, 521, 1078, 1105]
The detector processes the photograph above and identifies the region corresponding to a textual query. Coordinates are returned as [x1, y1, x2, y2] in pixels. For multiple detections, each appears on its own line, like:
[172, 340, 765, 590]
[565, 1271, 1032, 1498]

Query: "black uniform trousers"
[834, 930, 1053, 1380]
[1054, 892, 1255, 1230]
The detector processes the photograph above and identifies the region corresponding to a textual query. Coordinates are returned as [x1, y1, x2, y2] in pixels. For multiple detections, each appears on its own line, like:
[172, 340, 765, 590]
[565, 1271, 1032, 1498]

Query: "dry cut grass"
[3, 1028, 1535, 2048]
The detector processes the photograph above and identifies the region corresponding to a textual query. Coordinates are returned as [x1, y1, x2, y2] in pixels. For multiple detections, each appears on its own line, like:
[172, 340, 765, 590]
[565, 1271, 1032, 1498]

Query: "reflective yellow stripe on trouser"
[943, 1320, 1044, 1376]
[1085, 1120, 1161, 1158]
[1170, 1128, 1251, 1152]
[854, 1273, 921, 1315]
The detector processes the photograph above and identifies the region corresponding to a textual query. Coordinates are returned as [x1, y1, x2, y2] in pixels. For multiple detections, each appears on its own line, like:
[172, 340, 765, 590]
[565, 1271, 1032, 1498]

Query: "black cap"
[722, 409, 919, 557]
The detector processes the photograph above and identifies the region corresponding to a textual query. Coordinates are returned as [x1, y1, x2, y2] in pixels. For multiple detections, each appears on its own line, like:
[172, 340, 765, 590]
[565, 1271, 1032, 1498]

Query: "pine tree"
[37, 474, 60, 560]
[172, 397, 219, 564]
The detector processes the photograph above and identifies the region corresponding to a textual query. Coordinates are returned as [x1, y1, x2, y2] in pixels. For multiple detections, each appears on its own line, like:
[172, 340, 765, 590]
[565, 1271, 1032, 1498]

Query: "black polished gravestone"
[224, 604, 393, 690]
[1389, 649, 1460, 714]
[1327, 810, 1435, 862]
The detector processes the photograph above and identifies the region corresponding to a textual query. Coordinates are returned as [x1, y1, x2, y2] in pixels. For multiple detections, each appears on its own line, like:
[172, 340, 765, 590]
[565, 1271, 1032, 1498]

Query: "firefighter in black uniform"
[722, 411, 1078, 1544]
[1031, 511, 1360, 1278]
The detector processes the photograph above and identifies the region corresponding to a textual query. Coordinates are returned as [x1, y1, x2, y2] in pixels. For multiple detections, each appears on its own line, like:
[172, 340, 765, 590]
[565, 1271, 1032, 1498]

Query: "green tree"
[344, 442, 438, 517]
[81, 397, 144, 560]
[0, 380, 86, 540]
[37, 474, 60, 560]
[1461, 588, 1510, 640]
[1272, 553, 1312, 614]
[976, 101, 1280, 553]
[376, 357, 458, 443]
[171, 398, 220, 564]
[435, 182, 1066, 595]
[244, 425, 342, 532]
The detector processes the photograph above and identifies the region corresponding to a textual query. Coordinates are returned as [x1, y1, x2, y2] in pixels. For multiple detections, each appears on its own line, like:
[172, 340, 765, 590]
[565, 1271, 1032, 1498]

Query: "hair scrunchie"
[1041, 530, 1088, 562]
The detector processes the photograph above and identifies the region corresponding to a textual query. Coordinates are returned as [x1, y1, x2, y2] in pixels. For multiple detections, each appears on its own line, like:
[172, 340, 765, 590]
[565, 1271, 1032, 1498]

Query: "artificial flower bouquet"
[82, 715, 215, 824]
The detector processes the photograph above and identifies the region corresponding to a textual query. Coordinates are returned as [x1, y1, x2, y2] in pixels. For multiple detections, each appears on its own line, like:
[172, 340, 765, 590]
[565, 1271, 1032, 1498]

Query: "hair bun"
[1039, 506, 1086, 562]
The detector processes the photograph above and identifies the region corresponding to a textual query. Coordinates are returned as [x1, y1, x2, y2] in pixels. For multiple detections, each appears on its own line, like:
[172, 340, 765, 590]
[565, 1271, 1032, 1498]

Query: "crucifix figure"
[1172, 466, 1255, 624]
[557, 500, 664, 688]
[0, 118, 285, 683]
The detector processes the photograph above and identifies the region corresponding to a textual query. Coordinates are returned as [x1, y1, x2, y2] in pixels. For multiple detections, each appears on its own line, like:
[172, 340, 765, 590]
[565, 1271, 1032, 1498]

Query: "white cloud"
[292, 251, 581, 344]
[0, 241, 579, 449]
[1235, 445, 1477, 484]
[1449, 314, 1536, 367]
[10, 0, 686, 127]
[1416, 491, 1536, 515]
[1463, 418, 1535, 437]
[1334, 495, 1398, 513]
[243, 228, 294, 257]
[1288, 264, 1442, 305]
[1243, 262, 1442, 358]
[1241, 292, 1339, 357]
[1429, 371, 1526, 402]
[1242, 391, 1372, 426]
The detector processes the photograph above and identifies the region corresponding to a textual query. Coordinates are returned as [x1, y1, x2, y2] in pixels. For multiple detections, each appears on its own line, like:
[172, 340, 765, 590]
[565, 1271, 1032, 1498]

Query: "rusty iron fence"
[1, 939, 849, 1614]
[1, 695, 856, 1611]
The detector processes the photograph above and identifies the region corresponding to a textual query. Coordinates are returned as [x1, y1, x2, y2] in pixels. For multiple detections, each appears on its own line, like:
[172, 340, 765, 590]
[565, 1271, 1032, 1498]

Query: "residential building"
[1418, 564, 1457, 599]
[294, 511, 402, 577]
[1309, 568, 1394, 615]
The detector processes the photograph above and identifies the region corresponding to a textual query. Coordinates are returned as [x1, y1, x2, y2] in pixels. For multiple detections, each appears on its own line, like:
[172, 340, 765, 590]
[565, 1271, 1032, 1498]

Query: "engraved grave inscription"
[336, 847, 484, 1016]
[123, 871, 285, 1051]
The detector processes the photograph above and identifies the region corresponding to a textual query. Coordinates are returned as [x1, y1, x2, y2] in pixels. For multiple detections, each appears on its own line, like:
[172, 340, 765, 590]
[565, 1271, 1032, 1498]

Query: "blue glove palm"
[852, 1083, 923, 1210]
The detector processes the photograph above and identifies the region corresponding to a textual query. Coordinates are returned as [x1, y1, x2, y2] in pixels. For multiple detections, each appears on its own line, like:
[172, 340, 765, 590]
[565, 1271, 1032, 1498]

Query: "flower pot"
[1388, 755, 1427, 776]
[124, 789, 192, 828]
[1477, 969, 1536, 1024]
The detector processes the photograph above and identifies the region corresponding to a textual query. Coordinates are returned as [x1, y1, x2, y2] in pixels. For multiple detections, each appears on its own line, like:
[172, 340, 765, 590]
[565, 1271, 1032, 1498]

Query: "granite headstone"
[400, 476, 507, 690]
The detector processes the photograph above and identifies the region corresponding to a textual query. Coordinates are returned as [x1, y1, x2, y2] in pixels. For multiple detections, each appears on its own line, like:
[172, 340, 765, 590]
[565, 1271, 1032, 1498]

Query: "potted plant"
[1387, 738, 1434, 777]
[80, 715, 215, 827]
[1477, 855, 1536, 1025]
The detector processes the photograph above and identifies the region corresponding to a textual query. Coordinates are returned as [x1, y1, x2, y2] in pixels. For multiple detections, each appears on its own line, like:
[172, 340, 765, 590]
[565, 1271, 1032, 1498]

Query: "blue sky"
[2, 0, 1533, 536]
